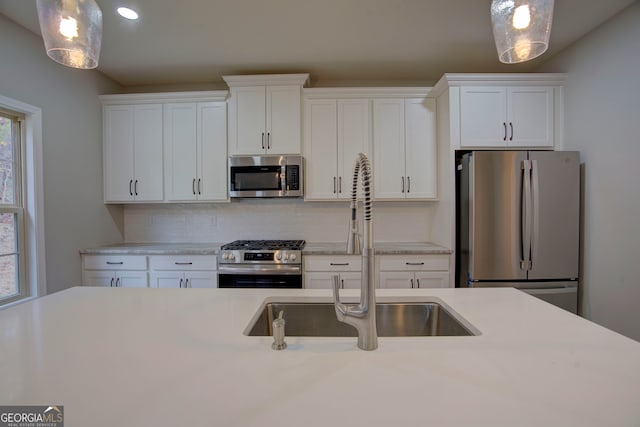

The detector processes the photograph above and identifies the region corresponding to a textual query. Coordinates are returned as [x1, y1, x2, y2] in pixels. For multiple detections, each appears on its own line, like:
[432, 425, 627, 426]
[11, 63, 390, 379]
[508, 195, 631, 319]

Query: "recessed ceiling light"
[117, 7, 139, 20]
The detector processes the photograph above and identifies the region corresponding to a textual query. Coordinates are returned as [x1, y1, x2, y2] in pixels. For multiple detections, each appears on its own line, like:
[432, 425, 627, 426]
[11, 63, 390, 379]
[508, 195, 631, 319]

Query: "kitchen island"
[1, 287, 639, 426]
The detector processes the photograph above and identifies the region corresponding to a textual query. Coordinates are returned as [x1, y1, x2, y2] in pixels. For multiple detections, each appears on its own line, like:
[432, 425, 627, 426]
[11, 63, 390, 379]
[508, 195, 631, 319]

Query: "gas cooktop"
[220, 240, 306, 251]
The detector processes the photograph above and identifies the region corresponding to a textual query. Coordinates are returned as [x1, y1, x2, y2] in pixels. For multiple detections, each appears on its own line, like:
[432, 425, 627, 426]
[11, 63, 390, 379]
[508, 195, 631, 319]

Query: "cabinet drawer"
[304, 255, 362, 271]
[82, 255, 147, 270]
[378, 255, 449, 271]
[149, 255, 217, 271]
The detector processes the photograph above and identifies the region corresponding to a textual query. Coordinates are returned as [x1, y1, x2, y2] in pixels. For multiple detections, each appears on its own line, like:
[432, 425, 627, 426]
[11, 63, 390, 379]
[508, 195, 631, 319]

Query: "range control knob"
[229, 253, 236, 261]
[289, 254, 297, 261]
[222, 253, 229, 260]
[275, 253, 282, 261]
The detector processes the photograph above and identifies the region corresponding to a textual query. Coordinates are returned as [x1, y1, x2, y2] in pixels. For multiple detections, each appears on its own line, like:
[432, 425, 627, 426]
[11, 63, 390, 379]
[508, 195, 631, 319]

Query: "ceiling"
[0, 0, 635, 88]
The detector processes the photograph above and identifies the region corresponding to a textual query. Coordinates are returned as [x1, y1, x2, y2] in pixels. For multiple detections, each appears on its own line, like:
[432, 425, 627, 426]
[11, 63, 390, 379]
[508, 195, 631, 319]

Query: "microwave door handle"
[281, 166, 286, 192]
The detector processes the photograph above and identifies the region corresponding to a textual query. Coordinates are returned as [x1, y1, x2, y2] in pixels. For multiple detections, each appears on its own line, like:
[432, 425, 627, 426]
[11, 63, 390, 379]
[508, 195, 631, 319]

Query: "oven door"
[218, 264, 302, 289]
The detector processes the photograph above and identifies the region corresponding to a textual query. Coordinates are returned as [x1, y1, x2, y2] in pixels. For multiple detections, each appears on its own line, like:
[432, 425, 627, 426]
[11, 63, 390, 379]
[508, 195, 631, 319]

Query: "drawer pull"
[405, 262, 425, 266]
[175, 262, 194, 265]
[106, 261, 124, 265]
[330, 263, 350, 266]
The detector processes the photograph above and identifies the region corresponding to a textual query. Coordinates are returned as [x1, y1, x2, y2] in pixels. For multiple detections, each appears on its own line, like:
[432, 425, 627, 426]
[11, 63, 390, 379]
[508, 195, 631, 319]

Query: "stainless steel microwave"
[228, 155, 303, 198]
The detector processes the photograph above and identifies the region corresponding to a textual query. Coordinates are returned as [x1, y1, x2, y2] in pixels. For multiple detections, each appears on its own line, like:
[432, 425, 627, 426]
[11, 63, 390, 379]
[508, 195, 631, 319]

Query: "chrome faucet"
[332, 153, 378, 351]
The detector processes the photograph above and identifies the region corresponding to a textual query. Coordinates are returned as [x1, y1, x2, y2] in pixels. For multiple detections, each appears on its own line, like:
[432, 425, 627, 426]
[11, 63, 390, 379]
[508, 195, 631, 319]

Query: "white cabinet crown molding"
[429, 73, 567, 98]
[99, 91, 229, 105]
[303, 87, 431, 99]
[222, 74, 310, 87]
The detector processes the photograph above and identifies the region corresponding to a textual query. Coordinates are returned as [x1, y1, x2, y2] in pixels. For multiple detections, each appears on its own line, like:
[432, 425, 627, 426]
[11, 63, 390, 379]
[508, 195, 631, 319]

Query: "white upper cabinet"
[460, 86, 554, 148]
[224, 74, 309, 155]
[373, 97, 437, 200]
[103, 104, 164, 202]
[164, 101, 227, 202]
[304, 98, 370, 200]
[430, 73, 566, 150]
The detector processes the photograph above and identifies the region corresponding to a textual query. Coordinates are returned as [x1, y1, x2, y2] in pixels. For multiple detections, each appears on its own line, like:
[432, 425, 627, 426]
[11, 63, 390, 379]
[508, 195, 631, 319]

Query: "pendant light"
[490, 0, 554, 64]
[36, 0, 103, 69]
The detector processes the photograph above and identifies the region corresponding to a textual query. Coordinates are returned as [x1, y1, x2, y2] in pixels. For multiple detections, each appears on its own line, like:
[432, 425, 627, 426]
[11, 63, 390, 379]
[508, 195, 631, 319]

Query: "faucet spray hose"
[351, 153, 373, 223]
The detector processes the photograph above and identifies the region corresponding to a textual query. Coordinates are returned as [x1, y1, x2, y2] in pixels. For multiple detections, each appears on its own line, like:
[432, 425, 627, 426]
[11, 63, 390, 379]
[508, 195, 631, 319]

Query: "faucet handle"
[332, 275, 349, 317]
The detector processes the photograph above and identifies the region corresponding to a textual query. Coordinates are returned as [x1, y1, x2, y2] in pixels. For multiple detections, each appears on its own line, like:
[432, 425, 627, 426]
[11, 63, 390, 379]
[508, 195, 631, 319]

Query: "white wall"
[124, 201, 437, 244]
[0, 15, 124, 294]
[537, 3, 640, 341]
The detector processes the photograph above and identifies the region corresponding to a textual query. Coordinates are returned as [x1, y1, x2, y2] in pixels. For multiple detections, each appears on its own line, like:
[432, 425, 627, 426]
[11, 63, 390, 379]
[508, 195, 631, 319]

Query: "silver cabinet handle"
[179, 278, 183, 288]
[333, 177, 337, 194]
[197, 178, 201, 195]
[174, 262, 193, 265]
[338, 176, 342, 193]
[330, 262, 349, 266]
[267, 132, 271, 149]
[106, 261, 124, 265]
[405, 262, 425, 266]
[129, 179, 133, 196]
[509, 122, 514, 141]
[407, 176, 411, 193]
[401, 176, 405, 193]
[341, 279, 345, 289]
[185, 278, 190, 288]
[503, 122, 507, 141]
[110, 277, 114, 287]
[115, 278, 120, 287]
[416, 279, 421, 288]
[261, 132, 265, 149]
[410, 278, 414, 289]
[134, 180, 138, 196]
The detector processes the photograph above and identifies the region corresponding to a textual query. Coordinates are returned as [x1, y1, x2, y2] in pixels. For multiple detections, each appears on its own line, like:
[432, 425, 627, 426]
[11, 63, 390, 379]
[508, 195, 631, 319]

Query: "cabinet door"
[104, 105, 134, 202]
[378, 271, 414, 289]
[186, 271, 217, 288]
[266, 85, 301, 154]
[404, 98, 437, 199]
[83, 270, 116, 287]
[164, 103, 198, 201]
[340, 271, 362, 289]
[507, 87, 554, 147]
[230, 86, 266, 155]
[133, 104, 164, 201]
[460, 87, 508, 147]
[198, 102, 228, 201]
[303, 99, 338, 200]
[304, 272, 334, 289]
[373, 99, 406, 199]
[415, 271, 449, 288]
[150, 271, 184, 289]
[337, 99, 371, 200]
[117, 271, 149, 288]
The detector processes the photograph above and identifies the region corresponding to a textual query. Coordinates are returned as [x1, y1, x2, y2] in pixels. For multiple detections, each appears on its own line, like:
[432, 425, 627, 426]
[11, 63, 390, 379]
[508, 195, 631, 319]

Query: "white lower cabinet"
[303, 255, 362, 289]
[149, 255, 218, 288]
[82, 255, 149, 288]
[377, 255, 449, 289]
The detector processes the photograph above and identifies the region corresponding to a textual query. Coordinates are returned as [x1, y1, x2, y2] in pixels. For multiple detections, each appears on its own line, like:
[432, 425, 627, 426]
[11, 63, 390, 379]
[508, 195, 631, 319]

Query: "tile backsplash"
[124, 200, 435, 243]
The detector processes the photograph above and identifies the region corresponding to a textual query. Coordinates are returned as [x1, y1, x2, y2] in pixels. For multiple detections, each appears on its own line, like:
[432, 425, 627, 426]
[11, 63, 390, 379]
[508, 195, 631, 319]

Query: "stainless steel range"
[217, 240, 305, 288]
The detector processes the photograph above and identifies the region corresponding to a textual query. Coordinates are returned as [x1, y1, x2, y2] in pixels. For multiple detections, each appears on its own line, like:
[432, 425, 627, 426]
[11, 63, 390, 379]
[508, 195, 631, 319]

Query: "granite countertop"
[81, 242, 451, 256]
[1, 287, 639, 426]
[79, 242, 224, 255]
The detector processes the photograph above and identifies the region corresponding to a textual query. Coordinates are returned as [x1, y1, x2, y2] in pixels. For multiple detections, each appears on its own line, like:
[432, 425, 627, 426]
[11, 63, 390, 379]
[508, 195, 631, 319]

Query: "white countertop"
[80, 241, 451, 255]
[2, 287, 639, 427]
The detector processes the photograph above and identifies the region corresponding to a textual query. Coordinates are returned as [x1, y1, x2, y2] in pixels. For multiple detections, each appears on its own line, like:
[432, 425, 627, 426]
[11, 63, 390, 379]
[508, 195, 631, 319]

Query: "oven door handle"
[217, 265, 302, 275]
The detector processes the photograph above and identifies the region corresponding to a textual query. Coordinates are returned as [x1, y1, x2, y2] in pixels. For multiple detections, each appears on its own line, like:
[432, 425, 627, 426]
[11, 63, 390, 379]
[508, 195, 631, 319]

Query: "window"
[0, 109, 27, 303]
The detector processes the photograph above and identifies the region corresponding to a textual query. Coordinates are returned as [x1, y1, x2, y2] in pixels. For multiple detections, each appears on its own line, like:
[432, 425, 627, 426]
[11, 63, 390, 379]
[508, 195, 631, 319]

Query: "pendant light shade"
[491, 0, 554, 64]
[36, 0, 103, 69]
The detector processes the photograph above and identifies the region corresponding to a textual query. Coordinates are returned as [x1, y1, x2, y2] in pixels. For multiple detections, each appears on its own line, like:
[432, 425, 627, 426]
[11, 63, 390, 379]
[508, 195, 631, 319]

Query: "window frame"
[0, 94, 46, 309]
[0, 109, 28, 304]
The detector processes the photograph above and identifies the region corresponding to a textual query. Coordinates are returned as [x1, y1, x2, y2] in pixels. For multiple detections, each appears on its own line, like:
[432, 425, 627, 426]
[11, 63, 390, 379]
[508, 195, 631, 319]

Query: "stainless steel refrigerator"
[457, 151, 580, 313]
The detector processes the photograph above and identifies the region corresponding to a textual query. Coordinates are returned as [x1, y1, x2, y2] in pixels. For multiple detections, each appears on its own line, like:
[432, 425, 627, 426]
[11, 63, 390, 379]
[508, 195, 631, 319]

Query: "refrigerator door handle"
[521, 160, 533, 271]
[531, 159, 540, 270]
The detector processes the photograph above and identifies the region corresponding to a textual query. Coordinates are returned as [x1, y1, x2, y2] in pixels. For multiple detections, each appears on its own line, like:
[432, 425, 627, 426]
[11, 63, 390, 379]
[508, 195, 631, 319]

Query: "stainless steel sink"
[245, 301, 477, 337]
